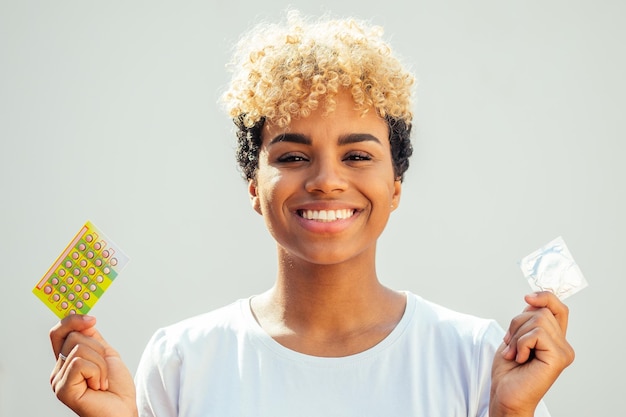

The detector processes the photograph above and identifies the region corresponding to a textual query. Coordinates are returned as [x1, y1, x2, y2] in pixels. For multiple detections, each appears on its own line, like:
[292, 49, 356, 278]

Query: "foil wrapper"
[519, 236, 588, 300]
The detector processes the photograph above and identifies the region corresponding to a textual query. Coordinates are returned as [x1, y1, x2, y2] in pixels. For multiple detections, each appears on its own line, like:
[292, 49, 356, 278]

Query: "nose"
[304, 157, 348, 194]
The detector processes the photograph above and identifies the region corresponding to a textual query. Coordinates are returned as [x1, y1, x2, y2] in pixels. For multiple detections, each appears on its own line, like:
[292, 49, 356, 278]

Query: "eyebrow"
[268, 133, 383, 146]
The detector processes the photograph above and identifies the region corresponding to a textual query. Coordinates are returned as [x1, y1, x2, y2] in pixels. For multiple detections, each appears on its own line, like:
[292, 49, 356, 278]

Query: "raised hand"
[49, 315, 138, 417]
[490, 292, 575, 417]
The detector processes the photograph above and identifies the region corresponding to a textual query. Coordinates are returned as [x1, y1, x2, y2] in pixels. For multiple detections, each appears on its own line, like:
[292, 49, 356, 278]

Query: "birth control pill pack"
[33, 221, 130, 319]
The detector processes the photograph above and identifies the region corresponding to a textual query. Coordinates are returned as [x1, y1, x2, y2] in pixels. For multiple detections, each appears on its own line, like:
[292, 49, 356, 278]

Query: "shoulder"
[406, 292, 504, 346]
[143, 298, 250, 359]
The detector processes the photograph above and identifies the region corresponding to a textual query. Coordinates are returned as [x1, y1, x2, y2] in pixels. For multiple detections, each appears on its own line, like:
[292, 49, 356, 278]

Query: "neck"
[249, 245, 406, 356]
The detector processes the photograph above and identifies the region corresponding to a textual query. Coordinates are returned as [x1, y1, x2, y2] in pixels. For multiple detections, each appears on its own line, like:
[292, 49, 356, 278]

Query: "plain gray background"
[1, 1, 624, 416]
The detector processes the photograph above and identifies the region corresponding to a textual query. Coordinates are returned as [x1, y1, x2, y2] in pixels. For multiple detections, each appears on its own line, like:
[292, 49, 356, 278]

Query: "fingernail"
[82, 315, 95, 322]
[501, 344, 510, 357]
[503, 330, 511, 344]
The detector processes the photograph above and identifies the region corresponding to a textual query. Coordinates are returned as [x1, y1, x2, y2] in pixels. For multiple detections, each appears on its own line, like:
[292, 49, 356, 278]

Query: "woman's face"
[249, 93, 402, 266]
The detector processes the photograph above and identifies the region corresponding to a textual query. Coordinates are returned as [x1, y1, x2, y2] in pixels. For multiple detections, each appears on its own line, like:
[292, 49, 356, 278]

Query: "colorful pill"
[44, 285, 53, 294]
[83, 293, 90, 300]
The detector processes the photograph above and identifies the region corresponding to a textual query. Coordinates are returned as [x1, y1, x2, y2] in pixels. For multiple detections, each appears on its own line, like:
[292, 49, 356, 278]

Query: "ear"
[248, 179, 262, 215]
[390, 179, 402, 211]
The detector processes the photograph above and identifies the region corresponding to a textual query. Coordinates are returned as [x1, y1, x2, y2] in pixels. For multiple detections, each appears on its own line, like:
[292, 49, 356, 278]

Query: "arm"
[489, 292, 575, 417]
[49, 315, 138, 417]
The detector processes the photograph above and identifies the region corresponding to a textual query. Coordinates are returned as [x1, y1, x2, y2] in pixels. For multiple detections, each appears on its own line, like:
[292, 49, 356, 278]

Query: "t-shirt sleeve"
[134, 328, 181, 417]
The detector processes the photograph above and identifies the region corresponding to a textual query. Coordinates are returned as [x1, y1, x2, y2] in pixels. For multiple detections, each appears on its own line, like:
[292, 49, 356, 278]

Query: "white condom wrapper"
[519, 236, 588, 300]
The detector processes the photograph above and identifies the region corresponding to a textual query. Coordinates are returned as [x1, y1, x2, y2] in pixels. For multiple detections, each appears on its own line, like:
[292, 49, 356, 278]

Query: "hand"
[490, 292, 575, 417]
[49, 315, 138, 417]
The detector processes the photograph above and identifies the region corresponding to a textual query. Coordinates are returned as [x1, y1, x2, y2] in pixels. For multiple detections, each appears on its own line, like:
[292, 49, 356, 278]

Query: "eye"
[277, 152, 309, 163]
[344, 151, 372, 162]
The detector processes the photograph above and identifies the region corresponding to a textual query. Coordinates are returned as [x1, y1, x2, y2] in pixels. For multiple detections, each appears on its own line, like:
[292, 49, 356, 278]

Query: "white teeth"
[300, 209, 354, 222]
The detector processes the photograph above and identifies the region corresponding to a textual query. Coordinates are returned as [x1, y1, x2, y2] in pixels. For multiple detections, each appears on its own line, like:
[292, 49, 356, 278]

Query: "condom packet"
[519, 236, 588, 300]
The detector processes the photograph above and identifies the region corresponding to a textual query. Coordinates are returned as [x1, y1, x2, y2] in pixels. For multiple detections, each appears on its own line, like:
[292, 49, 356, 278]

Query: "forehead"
[261, 95, 389, 145]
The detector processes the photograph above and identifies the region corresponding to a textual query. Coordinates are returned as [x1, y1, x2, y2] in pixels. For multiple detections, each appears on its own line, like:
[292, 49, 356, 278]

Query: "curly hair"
[221, 11, 416, 181]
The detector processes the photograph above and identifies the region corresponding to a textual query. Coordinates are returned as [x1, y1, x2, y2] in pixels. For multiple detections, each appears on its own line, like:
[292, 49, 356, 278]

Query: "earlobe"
[248, 180, 262, 215]
[391, 180, 402, 211]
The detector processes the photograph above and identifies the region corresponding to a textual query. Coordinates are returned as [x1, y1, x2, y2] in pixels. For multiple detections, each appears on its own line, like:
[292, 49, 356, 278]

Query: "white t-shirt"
[135, 292, 550, 416]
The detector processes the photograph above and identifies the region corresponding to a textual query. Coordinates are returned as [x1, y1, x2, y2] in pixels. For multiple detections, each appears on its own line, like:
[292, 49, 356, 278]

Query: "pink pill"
[72, 252, 79, 260]
[52, 294, 60, 301]
[87, 251, 94, 259]
[81, 276, 89, 284]
[74, 284, 82, 292]
[51, 277, 59, 285]
[69, 310, 76, 315]
[66, 276, 74, 284]
[73, 268, 80, 276]
[76, 301, 84, 308]
[85, 234, 93, 242]
[102, 250, 110, 258]
[61, 302, 68, 309]
[58, 269, 66, 277]
[68, 293, 75, 301]
[80, 260, 87, 268]
[59, 285, 67, 293]
[83, 293, 90, 300]
[94, 242, 102, 250]
[65, 260, 72, 268]
[88, 267, 95, 275]
[95, 259, 103, 267]
[44, 285, 53, 294]
[78, 243, 86, 251]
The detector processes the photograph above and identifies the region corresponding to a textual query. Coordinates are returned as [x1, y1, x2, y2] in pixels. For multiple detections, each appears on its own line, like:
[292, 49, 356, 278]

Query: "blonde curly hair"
[221, 11, 416, 181]
[221, 10, 415, 128]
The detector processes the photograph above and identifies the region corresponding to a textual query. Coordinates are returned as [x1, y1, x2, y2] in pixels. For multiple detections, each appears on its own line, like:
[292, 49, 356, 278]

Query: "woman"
[49, 11, 574, 417]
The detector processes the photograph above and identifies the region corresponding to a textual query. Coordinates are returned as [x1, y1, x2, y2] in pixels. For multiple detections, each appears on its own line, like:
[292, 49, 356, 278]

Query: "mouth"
[297, 209, 356, 222]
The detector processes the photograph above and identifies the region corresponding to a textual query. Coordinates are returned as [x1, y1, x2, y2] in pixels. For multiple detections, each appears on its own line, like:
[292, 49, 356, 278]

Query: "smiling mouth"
[297, 209, 356, 222]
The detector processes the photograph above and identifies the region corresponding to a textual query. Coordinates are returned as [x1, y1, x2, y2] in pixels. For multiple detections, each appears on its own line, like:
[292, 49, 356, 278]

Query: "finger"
[50, 315, 97, 357]
[524, 291, 569, 334]
[502, 307, 562, 362]
[59, 342, 110, 390]
[57, 326, 111, 389]
[52, 355, 106, 399]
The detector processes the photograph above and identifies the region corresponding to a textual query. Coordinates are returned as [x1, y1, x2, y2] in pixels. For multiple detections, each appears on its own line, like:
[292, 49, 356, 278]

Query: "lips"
[297, 209, 356, 222]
